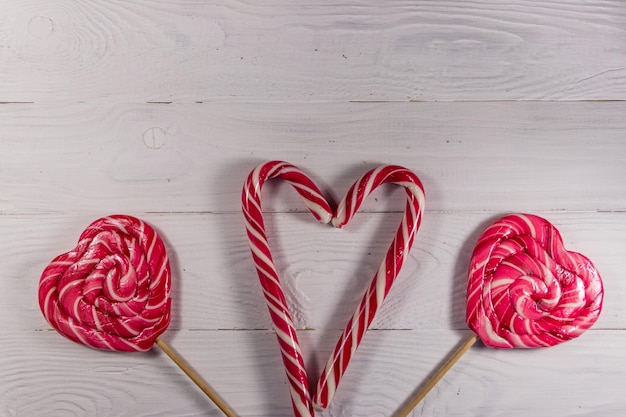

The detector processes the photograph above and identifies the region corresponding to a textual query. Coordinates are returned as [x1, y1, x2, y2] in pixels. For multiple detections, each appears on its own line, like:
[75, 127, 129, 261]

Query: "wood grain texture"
[0, 101, 624, 213]
[2, 329, 624, 417]
[4, 211, 623, 332]
[1, 0, 624, 415]
[1, 0, 626, 102]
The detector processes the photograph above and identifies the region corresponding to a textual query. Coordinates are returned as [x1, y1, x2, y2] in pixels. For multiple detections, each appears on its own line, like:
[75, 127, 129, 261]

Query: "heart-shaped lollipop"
[398, 213, 604, 416]
[467, 213, 603, 348]
[242, 161, 425, 417]
[39, 215, 171, 351]
[38, 215, 237, 417]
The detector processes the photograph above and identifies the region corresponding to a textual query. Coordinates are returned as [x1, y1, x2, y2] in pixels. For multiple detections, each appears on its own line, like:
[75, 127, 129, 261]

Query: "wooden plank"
[0, 101, 625, 213]
[1, 1, 626, 102]
[8, 211, 623, 332]
[1, 2, 624, 416]
[2, 328, 623, 416]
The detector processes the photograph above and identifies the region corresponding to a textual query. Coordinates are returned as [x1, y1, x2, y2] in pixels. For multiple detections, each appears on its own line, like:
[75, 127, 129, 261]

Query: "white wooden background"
[1, 1, 625, 416]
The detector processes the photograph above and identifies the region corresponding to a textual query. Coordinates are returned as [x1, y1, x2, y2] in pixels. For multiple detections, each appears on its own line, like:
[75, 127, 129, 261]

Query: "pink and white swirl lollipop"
[242, 161, 425, 417]
[39, 215, 237, 417]
[466, 213, 603, 348]
[398, 213, 604, 416]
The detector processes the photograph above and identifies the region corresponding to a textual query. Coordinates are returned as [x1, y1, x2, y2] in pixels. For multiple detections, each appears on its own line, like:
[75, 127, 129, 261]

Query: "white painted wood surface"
[1, 1, 625, 416]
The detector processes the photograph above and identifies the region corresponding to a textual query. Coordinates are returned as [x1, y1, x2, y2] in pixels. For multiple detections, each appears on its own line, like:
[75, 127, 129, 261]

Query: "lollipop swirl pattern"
[466, 213, 603, 348]
[39, 215, 171, 352]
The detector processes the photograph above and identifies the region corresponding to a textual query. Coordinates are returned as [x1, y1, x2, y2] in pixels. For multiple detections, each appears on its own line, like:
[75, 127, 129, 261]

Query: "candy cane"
[313, 165, 425, 410]
[242, 161, 425, 415]
[242, 161, 333, 417]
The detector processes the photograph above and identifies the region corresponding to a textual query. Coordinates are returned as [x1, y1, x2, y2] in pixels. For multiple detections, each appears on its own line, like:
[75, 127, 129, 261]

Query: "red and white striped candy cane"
[313, 165, 425, 410]
[242, 161, 425, 415]
[242, 161, 333, 417]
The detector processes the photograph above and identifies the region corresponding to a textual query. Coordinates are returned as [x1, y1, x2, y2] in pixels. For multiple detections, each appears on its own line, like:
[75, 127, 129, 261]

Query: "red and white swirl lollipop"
[398, 213, 604, 416]
[38, 215, 237, 417]
[39, 215, 171, 351]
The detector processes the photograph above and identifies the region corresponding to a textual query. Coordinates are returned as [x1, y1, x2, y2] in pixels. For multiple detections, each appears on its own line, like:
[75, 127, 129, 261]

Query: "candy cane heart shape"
[467, 213, 603, 348]
[242, 161, 425, 416]
[38, 215, 171, 352]
[313, 165, 425, 410]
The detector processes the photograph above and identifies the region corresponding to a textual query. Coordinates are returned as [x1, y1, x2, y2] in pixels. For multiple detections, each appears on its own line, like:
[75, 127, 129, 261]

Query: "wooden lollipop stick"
[155, 338, 239, 417]
[396, 334, 478, 417]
